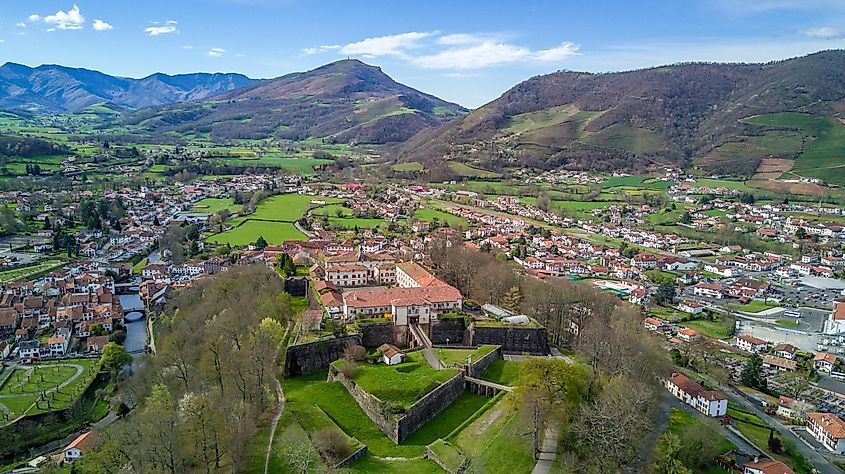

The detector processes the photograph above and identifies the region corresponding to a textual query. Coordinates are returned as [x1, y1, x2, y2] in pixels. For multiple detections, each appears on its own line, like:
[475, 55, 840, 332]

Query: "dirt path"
[262, 322, 293, 474]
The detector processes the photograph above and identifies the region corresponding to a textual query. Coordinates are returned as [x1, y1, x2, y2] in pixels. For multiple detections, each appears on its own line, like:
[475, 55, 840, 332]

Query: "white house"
[64, 431, 95, 462]
[814, 352, 838, 373]
[677, 328, 699, 342]
[744, 459, 795, 474]
[736, 335, 767, 353]
[807, 412, 845, 454]
[664, 371, 727, 417]
[678, 300, 705, 315]
[692, 282, 725, 299]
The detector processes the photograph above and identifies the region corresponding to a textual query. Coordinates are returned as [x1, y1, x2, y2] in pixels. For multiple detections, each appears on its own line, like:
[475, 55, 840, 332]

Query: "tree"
[313, 428, 352, 464]
[100, 342, 132, 375]
[655, 282, 677, 305]
[795, 227, 807, 240]
[254, 236, 268, 249]
[680, 211, 692, 224]
[649, 432, 693, 474]
[778, 371, 811, 399]
[502, 286, 523, 314]
[343, 344, 367, 362]
[740, 353, 767, 391]
[739, 193, 755, 204]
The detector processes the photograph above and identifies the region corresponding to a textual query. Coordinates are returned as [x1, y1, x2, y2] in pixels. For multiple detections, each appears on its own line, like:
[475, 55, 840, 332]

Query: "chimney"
[753, 456, 759, 464]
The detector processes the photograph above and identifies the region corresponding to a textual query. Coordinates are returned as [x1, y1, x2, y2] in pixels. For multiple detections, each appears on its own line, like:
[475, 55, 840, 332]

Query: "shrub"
[313, 428, 353, 463]
[338, 360, 357, 379]
[344, 344, 367, 362]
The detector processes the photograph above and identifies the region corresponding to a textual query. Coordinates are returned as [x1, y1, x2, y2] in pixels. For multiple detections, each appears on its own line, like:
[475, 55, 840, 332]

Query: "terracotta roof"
[745, 459, 795, 474]
[395, 261, 446, 287]
[678, 328, 699, 337]
[833, 301, 845, 321]
[773, 343, 797, 354]
[65, 431, 95, 452]
[763, 355, 796, 370]
[814, 352, 838, 365]
[808, 412, 845, 438]
[343, 285, 462, 309]
[738, 335, 767, 346]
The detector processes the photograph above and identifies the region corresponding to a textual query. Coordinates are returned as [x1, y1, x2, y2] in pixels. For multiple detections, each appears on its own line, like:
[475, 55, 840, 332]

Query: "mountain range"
[124, 59, 466, 144]
[394, 50, 845, 178]
[2, 52, 845, 179]
[0, 63, 258, 113]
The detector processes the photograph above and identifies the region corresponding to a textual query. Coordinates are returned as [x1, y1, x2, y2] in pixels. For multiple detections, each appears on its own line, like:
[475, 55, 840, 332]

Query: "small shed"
[378, 343, 406, 366]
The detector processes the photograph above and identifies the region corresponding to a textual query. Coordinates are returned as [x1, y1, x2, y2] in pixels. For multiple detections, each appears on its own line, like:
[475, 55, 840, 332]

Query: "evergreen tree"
[655, 282, 676, 305]
[740, 353, 767, 391]
[254, 236, 267, 249]
[502, 286, 523, 313]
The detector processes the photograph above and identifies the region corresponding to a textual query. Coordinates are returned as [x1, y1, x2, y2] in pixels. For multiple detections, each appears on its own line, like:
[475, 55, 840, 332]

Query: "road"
[722, 384, 838, 473]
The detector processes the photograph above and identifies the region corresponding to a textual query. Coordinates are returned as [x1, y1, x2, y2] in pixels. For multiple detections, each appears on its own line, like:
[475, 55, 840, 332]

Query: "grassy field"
[743, 112, 845, 185]
[0, 358, 102, 420]
[191, 197, 240, 213]
[479, 359, 524, 386]
[450, 394, 535, 474]
[680, 317, 736, 340]
[600, 176, 673, 190]
[339, 351, 459, 409]
[207, 220, 305, 246]
[664, 408, 734, 473]
[727, 407, 814, 474]
[414, 207, 468, 228]
[582, 124, 665, 153]
[0, 260, 65, 283]
[250, 193, 340, 221]
[392, 162, 425, 172]
[434, 345, 498, 367]
[448, 162, 501, 178]
[329, 216, 389, 229]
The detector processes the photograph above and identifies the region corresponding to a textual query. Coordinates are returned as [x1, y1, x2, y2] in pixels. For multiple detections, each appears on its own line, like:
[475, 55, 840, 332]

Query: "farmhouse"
[678, 300, 705, 315]
[677, 328, 699, 342]
[743, 459, 795, 474]
[807, 412, 845, 454]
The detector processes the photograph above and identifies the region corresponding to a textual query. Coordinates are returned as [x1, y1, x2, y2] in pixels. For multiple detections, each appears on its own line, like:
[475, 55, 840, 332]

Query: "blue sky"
[3, 0, 845, 107]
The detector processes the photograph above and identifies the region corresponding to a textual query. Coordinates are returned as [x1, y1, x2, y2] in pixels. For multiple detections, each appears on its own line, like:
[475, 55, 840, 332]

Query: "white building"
[736, 335, 767, 353]
[664, 371, 727, 417]
[807, 412, 845, 454]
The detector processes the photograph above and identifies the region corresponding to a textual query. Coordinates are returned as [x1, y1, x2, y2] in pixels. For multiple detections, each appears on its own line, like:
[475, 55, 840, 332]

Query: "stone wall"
[334, 445, 368, 469]
[470, 325, 550, 355]
[395, 372, 465, 443]
[283, 276, 309, 297]
[284, 334, 362, 377]
[431, 317, 468, 345]
[330, 366, 466, 444]
[328, 368, 398, 442]
[466, 346, 502, 378]
[358, 322, 394, 348]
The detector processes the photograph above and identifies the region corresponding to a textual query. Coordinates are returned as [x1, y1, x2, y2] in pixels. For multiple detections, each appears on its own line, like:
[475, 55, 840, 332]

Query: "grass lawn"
[191, 197, 240, 213]
[727, 407, 814, 474]
[347, 456, 444, 473]
[776, 319, 799, 327]
[452, 394, 535, 474]
[0, 260, 65, 283]
[283, 373, 421, 457]
[339, 351, 458, 409]
[479, 359, 524, 386]
[0, 358, 102, 419]
[728, 300, 777, 313]
[434, 345, 497, 367]
[402, 392, 489, 446]
[206, 220, 305, 246]
[132, 257, 148, 275]
[682, 316, 736, 340]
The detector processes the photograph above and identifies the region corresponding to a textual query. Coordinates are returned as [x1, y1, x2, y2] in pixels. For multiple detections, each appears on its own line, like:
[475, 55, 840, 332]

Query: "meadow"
[206, 220, 305, 246]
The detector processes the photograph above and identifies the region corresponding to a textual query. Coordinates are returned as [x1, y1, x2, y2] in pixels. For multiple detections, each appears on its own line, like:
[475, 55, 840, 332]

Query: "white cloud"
[207, 48, 226, 57]
[145, 21, 179, 36]
[182, 45, 194, 49]
[800, 26, 843, 39]
[16, 22, 26, 28]
[28, 14, 41, 22]
[302, 44, 341, 55]
[43, 4, 84, 31]
[339, 32, 433, 59]
[0, 40, 5, 44]
[92, 19, 113, 31]
[415, 40, 579, 69]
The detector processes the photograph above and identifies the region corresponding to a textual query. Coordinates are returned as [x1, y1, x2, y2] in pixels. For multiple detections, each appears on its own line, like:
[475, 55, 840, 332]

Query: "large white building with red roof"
[824, 300, 845, 335]
[341, 285, 463, 325]
[664, 371, 727, 417]
[807, 412, 845, 454]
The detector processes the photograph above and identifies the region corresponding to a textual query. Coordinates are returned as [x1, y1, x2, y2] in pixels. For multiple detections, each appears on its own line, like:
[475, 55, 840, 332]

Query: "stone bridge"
[464, 376, 513, 397]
